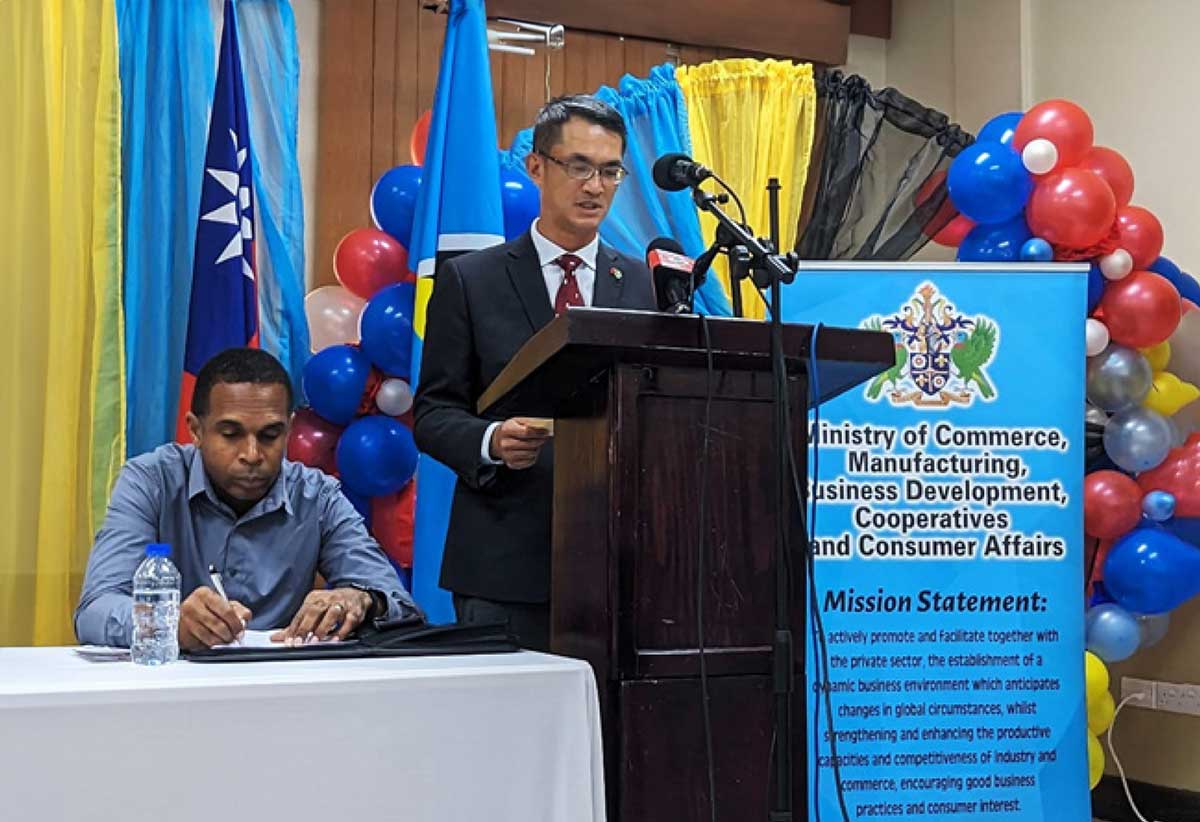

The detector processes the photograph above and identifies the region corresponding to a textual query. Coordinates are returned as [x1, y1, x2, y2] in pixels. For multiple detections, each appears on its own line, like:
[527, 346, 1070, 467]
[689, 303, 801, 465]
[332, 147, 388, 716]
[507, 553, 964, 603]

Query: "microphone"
[647, 237, 696, 314]
[652, 153, 713, 192]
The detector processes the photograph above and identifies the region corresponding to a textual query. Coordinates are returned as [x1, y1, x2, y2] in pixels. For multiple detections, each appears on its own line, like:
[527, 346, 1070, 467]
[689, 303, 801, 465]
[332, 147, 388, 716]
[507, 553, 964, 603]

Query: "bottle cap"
[145, 543, 171, 558]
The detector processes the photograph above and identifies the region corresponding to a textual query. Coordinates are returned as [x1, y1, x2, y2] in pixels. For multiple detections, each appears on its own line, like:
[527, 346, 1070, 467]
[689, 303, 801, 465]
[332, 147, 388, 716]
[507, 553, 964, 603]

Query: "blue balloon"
[1142, 490, 1177, 522]
[371, 165, 423, 248]
[1020, 237, 1053, 262]
[956, 215, 1031, 263]
[947, 140, 1033, 224]
[1148, 256, 1200, 305]
[336, 415, 419, 498]
[360, 282, 416, 378]
[501, 166, 541, 241]
[302, 345, 371, 426]
[1104, 526, 1200, 614]
[340, 486, 373, 525]
[1167, 515, 1200, 545]
[1087, 263, 1106, 313]
[977, 111, 1023, 146]
[1085, 603, 1141, 662]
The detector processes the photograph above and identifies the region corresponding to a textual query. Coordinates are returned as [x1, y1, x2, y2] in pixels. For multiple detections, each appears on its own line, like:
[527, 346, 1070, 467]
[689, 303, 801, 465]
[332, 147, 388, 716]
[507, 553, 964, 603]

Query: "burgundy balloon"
[1026, 167, 1117, 248]
[1114, 205, 1165, 270]
[1080, 146, 1135, 208]
[1098, 270, 1182, 348]
[287, 408, 344, 475]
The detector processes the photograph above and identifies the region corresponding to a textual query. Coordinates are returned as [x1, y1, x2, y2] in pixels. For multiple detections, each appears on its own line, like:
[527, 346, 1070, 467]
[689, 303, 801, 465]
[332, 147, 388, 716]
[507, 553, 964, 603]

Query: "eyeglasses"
[537, 152, 628, 185]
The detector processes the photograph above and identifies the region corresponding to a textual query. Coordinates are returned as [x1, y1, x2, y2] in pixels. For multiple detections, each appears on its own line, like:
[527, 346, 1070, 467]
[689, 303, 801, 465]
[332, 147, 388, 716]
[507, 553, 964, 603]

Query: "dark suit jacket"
[413, 231, 656, 603]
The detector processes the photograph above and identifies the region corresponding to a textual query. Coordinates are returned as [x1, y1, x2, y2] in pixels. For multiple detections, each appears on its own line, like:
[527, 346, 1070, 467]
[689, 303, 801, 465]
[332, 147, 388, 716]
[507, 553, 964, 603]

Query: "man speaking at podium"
[414, 95, 655, 650]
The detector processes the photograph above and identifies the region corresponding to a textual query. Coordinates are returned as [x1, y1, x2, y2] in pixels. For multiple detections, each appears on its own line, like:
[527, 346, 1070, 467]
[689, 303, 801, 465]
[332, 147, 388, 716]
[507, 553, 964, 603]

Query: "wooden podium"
[478, 308, 891, 821]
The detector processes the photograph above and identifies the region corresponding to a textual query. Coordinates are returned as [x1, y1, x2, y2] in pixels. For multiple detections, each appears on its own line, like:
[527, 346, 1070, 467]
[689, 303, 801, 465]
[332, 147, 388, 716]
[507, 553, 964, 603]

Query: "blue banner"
[782, 263, 1090, 822]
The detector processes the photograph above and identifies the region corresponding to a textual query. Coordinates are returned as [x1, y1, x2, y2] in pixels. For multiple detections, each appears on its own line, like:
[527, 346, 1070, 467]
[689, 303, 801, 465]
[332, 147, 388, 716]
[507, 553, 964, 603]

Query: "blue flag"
[408, 0, 506, 623]
[177, 0, 258, 441]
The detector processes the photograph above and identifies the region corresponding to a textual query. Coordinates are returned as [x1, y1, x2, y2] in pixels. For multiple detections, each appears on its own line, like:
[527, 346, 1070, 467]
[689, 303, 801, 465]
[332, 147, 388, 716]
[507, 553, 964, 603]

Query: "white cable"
[1106, 694, 1163, 822]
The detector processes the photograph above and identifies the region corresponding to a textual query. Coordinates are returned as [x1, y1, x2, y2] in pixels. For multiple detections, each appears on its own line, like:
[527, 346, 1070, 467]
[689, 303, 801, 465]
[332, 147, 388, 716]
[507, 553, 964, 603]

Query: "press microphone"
[652, 153, 714, 192]
[647, 237, 696, 314]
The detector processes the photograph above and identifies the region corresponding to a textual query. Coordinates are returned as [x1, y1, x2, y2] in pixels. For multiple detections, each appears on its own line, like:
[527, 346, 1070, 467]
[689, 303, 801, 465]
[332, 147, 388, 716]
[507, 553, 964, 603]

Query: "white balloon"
[376, 378, 414, 416]
[1022, 138, 1059, 175]
[304, 286, 366, 351]
[1086, 319, 1111, 357]
[1100, 249, 1134, 281]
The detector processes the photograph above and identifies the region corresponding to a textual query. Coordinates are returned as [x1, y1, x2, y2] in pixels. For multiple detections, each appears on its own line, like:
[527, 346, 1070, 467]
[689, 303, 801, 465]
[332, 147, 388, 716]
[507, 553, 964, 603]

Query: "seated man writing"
[76, 348, 420, 649]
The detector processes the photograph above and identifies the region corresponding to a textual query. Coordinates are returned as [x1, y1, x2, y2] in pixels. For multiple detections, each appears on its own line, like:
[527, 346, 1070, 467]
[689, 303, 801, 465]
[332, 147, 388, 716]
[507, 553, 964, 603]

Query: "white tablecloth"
[0, 648, 605, 822]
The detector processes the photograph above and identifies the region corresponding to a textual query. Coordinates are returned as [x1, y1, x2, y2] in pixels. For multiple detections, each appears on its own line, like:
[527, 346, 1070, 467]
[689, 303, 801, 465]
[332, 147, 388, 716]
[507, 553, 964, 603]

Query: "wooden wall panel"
[314, 3, 758, 286]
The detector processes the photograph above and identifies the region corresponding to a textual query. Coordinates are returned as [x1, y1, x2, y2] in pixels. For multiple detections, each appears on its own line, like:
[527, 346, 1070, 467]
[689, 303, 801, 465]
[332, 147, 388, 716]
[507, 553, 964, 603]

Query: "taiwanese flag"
[176, 0, 258, 441]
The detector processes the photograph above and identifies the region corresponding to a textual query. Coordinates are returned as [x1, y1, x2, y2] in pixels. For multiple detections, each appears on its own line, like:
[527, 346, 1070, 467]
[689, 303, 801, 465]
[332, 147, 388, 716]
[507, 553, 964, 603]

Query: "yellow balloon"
[1088, 690, 1116, 735]
[1085, 652, 1110, 706]
[1142, 340, 1172, 372]
[1143, 370, 1200, 417]
[1088, 732, 1105, 789]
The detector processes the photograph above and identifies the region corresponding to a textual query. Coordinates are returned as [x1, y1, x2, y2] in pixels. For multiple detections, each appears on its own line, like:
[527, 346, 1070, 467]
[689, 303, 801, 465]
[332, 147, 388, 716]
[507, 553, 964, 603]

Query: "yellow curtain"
[677, 59, 817, 319]
[0, 0, 126, 646]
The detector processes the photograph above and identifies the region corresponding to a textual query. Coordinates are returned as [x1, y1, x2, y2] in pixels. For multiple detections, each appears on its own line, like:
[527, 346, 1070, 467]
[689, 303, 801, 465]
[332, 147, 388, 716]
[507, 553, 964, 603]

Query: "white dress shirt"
[480, 221, 600, 464]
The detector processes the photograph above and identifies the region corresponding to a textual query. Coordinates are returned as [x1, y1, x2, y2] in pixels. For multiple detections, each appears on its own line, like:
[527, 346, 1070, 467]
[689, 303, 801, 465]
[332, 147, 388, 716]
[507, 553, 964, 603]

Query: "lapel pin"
[610, 266, 623, 281]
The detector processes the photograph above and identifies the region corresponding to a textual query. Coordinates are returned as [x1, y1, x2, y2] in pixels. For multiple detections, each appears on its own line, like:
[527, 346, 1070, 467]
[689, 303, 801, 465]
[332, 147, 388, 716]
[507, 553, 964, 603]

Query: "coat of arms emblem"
[862, 282, 999, 408]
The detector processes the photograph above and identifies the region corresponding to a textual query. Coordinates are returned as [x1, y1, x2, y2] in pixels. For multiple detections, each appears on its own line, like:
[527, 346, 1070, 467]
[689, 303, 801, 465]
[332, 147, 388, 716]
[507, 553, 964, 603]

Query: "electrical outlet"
[1155, 680, 1200, 716]
[1120, 676, 1156, 708]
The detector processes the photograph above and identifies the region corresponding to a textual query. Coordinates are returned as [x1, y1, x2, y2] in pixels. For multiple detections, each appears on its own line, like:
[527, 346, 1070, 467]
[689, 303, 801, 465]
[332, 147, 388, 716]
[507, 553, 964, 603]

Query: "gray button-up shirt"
[76, 443, 420, 647]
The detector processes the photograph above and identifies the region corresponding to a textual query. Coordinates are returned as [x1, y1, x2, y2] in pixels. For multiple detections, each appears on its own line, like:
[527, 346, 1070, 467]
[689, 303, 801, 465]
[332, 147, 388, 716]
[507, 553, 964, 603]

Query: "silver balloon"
[375, 378, 413, 416]
[1104, 406, 1174, 472]
[1137, 612, 1170, 648]
[1085, 404, 1109, 427]
[1087, 344, 1153, 411]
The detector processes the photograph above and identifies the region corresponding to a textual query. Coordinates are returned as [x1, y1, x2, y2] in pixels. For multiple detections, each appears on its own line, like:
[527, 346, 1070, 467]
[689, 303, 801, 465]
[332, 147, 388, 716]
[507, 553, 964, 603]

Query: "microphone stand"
[690, 181, 803, 822]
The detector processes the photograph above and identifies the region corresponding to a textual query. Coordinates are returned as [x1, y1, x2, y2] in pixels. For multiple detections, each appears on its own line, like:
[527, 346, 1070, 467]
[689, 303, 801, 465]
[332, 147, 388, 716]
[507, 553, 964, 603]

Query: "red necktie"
[553, 253, 585, 316]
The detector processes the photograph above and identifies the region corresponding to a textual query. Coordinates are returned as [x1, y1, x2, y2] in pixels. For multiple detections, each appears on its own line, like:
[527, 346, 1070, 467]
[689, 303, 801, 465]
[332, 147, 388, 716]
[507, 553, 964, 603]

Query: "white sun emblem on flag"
[200, 128, 254, 281]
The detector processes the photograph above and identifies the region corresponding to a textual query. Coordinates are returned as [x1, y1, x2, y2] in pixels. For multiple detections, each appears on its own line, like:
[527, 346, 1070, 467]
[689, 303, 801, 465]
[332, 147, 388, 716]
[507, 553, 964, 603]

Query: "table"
[0, 648, 605, 821]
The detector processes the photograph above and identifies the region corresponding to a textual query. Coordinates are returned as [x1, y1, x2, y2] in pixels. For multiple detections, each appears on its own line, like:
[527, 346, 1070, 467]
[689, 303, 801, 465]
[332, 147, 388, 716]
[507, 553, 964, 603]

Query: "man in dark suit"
[413, 95, 656, 650]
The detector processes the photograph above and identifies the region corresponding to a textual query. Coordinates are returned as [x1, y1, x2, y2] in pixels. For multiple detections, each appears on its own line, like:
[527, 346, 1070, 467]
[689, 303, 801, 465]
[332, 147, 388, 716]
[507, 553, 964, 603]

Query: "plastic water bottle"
[131, 543, 181, 665]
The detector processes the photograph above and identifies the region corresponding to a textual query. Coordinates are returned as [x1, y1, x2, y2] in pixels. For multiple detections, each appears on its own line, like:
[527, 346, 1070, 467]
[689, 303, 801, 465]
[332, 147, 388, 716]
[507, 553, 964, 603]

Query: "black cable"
[1085, 536, 1102, 595]
[697, 314, 718, 822]
[711, 172, 748, 227]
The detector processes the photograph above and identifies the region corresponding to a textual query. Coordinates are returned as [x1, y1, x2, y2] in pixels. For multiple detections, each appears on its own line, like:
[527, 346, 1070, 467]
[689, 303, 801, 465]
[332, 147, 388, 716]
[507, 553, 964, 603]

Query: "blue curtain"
[235, 0, 311, 395]
[118, 0, 217, 455]
[501, 63, 732, 316]
[119, 0, 311, 457]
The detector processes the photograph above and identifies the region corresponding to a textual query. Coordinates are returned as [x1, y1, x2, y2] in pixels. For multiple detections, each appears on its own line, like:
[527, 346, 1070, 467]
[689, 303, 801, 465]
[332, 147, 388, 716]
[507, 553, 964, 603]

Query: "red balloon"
[410, 109, 432, 166]
[915, 169, 965, 245]
[372, 481, 415, 567]
[933, 215, 975, 247]
[1014, 99, 1094, 168]
[1115, 205, 1164, 270]
[1026, 167, 1117, 248]
[334, 228, 408, 300]
[287, 409, 344, 475]
[1185, 299, 1199, 314]
[1098, 270, 1182, 348]
[1080, 146, 1134, 208]
[1139, 434, 1200, 518]
[1084, 470, 1143, 539]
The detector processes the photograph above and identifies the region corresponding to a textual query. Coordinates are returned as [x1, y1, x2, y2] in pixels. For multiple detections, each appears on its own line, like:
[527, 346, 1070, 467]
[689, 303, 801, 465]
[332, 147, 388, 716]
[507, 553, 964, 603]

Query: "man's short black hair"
[191, 347, 294, 417]
[532, 94, 627, 155]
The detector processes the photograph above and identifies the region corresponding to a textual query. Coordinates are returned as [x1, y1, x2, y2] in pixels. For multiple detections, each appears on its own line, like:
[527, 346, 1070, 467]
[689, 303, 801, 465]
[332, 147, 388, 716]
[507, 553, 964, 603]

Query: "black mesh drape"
[796, 71, 974, 261]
